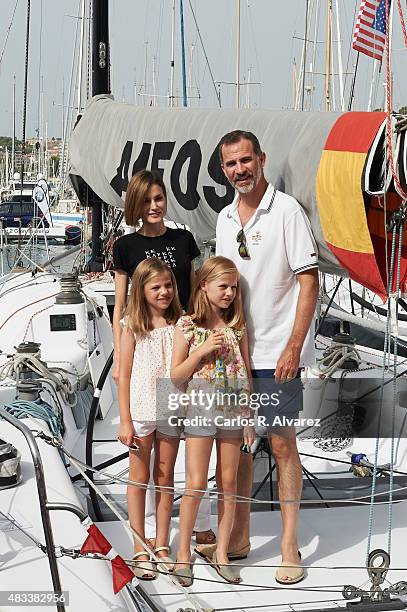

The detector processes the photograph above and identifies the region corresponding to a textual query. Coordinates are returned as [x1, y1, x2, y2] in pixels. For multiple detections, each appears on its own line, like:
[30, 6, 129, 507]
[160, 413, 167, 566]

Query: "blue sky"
[0, 0, 406, 139]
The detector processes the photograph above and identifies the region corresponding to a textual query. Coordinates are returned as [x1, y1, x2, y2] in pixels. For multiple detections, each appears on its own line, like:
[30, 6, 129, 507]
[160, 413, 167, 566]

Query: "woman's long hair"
[124, 170, 167, 226]
[189, 256, 245, 329]
[125, 258, 182, 335]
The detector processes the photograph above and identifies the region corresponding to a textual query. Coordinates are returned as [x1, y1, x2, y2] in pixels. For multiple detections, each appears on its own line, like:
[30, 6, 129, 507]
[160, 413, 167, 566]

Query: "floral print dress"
[176, 315, 251, 421]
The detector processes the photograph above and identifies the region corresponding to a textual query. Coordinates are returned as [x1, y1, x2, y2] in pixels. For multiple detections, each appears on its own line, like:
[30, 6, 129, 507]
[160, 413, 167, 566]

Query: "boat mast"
[170, 0, 176, 107]
[20, 0, 31, 196]
[324, 0, 332, 111]
[152, 55, 157, 107]
[292, 60, 297, 110]
[180, 0, 188, 107]
[39, 76, 44, 175]
[301, 0, 309, 111]
[143, 42, 148, 106]
[309, 0, 321, 110]
[246, 65, 252, 108]
[90, 0, 110, 271]
[236, 0, 241, 108]
[334, 0, 345, 110]
[92, 0, 110, 95]
[77, 0, 86, 117]
[12, 75, 16, 180]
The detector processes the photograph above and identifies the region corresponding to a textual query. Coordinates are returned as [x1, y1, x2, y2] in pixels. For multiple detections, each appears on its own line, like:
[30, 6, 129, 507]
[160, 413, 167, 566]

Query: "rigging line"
[187, 0, 221, 107]
[314, 277, 343, 338]
[170, 560, 407, 571]
[398, 0, 407, 50]
[59, 0, 81, 189]
[141, 566, 372, 592]
[213, 605, 349, 612]
[170, 584, 356, 595]
[152, 592, 341, 604]
[0, 292, 59, 330]
[247, 1, 262, 92]
[385, 0, 407, 200]
[154, 0, 164, 87]
[366, 219, 397, 563]
[0, 0, 20, 70]
[85, 550, 407, 596]
[207, 601, 341, 611]
[61, 447, 407, 506]
[388, 217, 405, 553]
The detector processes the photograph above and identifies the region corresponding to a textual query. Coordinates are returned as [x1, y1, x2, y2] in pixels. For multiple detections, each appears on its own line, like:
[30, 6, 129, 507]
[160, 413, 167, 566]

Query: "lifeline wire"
[60, 444, 407, 507]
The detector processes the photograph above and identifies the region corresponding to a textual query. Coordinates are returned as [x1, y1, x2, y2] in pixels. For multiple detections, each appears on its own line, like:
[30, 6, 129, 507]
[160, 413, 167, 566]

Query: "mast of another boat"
[169, 0, 176, 107]
[77, 0, 86, 119]
[334, 0, 345, 110]
[11, 74, 16, 180]
[236, 0, 240, 108]
[300, 0, 309, 111]
[180, 0, 188, 107]
[90, 0, 110, 271]
[324, 0, 332, 111]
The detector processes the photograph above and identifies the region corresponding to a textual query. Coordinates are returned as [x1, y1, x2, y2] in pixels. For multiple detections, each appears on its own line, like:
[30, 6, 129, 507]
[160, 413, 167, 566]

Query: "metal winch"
[55, 273, 84, 305]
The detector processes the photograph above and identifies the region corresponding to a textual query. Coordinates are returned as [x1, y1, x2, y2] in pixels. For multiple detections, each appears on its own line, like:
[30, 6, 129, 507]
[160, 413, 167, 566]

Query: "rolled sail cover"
[69, 95, 387, 292]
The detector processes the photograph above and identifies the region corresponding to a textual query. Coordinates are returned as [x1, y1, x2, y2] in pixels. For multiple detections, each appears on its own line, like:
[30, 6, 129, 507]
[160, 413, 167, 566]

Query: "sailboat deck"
[100, 502, 407, 612]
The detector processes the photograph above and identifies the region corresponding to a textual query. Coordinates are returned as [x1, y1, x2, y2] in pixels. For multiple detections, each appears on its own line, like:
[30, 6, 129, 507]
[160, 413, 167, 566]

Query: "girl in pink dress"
[118, 257, 182, 580]
[171, 256, 255, 586]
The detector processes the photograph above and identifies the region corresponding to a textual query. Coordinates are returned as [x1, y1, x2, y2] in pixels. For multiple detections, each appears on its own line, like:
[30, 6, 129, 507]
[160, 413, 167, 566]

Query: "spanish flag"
[316, 112, 387, 298]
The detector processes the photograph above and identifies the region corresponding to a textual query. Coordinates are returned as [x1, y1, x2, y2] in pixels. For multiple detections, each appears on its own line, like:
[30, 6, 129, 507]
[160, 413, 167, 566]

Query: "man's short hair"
[218, 130, 262, 164]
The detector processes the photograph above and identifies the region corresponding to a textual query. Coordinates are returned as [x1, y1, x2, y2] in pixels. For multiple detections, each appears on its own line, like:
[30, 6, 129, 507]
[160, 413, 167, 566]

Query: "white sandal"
[131, 551, 156, 580]
[154, 546, 175, 573]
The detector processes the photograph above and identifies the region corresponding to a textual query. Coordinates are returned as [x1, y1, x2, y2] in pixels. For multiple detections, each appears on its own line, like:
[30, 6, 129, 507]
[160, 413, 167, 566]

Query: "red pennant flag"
[80, 524, 134, 594]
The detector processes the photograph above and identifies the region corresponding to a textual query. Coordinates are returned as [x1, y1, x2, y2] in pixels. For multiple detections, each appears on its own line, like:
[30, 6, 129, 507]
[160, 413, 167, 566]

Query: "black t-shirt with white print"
[113, 228, 200, 309]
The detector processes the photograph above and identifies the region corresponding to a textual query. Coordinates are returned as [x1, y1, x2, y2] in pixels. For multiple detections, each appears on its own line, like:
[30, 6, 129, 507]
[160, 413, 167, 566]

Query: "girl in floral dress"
[171, 256, 255, 586]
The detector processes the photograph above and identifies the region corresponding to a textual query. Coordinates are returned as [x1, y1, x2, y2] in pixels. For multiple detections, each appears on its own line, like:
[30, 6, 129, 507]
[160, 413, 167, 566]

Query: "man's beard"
[231, 160, 262, 194]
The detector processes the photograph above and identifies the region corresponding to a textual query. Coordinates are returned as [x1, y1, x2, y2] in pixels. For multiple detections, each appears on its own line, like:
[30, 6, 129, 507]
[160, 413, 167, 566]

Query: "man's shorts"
[252, 369, 303, 434]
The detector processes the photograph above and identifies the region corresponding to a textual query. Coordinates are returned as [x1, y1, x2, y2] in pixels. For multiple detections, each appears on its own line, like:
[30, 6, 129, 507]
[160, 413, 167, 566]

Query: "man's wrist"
[286, 338, 303, 352]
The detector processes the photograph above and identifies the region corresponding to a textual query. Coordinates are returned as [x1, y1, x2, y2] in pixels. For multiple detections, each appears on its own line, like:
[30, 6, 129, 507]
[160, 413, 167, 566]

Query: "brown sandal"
[193, 529, 216, 545]
[195, 542, 250, 561]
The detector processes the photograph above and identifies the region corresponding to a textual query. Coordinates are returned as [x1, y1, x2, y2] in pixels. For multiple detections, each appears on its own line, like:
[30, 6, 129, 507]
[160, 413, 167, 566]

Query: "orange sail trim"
[316, 111, 387, 298]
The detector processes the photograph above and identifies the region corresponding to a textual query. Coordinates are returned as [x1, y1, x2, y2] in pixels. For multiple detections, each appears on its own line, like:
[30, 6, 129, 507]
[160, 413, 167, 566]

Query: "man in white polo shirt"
[198, 130, 318, 584]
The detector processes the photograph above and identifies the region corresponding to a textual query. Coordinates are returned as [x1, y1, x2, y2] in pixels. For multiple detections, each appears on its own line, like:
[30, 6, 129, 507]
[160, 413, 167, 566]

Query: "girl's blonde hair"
[189, 256, 245, 329]
[124, 170, 167, 226]
[125, 257, 182, 335]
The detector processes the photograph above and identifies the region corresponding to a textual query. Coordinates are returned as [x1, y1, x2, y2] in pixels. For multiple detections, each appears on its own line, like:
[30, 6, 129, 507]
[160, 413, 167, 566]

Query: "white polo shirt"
[216, 183, 318, 369]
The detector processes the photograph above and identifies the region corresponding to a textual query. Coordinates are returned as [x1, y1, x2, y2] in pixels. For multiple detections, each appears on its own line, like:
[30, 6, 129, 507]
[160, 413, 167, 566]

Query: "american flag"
[352, 0, 392, 61]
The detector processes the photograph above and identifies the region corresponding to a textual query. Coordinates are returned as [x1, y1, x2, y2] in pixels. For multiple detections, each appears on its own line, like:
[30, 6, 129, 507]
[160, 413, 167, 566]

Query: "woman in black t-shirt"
[112, 170, 200, 383]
